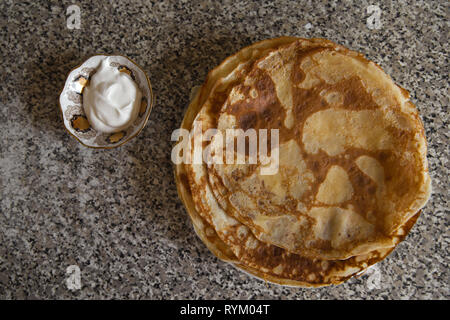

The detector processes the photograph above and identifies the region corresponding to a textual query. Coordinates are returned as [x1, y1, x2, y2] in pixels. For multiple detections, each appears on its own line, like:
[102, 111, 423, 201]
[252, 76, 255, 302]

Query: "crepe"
[206, 40, 431, 260]
[175, 37, 431, 286]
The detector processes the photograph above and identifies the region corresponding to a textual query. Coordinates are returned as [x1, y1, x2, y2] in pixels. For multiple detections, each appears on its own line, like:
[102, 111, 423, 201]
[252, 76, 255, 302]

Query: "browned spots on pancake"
[179, 172, 190, 193]
[218, 42, 420, 237]
[222, 67, 290, 170]
[238, 112, 257, 131]
[209, 89, 230, 116]
[299, 148, 383, 230]
[341, 77, 380, 110]
[239, 241, 327, 283]
[345, 157, 380, 224]
[206, 62, 255, 128]
[71, 115, 90, 132]
[226, 68, 287, 134]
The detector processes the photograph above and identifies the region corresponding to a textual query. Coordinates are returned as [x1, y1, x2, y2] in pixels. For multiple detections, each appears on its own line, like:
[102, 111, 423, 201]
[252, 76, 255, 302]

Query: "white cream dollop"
[83, 58, 142, 133]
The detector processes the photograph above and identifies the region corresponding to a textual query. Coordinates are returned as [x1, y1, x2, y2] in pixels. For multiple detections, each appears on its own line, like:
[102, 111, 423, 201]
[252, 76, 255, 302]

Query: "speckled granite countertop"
[0, 0, 448, 299]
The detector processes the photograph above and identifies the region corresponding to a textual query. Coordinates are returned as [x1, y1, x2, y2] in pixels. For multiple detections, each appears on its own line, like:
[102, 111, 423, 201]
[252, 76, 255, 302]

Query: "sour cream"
[83, 58, 142, 133]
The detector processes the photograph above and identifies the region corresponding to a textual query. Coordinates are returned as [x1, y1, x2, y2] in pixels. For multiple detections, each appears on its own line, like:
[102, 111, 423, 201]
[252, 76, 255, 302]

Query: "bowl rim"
[58, 53, 155, 149]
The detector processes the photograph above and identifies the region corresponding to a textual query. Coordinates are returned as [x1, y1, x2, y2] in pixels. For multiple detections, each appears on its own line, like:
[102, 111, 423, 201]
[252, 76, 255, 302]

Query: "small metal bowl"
[59, 54, 154, 149]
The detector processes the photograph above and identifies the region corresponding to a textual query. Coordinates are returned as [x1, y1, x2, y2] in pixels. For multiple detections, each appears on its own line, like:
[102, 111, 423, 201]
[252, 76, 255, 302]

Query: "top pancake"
[192, 39, 431, 260]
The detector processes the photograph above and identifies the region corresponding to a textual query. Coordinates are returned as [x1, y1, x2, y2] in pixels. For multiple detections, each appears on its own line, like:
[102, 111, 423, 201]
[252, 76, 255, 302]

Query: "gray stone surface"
[0, 0, 448, 299]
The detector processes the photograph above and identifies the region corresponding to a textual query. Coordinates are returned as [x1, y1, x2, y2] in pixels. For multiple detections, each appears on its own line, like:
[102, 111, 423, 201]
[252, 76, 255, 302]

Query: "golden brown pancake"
[175, 37, 431, 286]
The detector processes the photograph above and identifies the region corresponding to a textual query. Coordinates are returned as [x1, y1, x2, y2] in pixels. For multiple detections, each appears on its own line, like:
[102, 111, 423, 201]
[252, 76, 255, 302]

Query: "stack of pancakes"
[175, 37, 431, 287]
